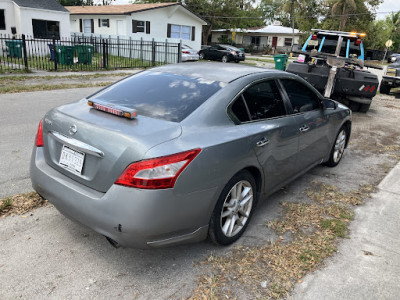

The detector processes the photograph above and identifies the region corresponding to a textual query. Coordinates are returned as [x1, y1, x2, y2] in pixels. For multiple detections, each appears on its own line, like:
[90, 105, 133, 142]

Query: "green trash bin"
[273, 54, 288, 71]
[55, 45, 74, 65]
[75, 44, 94, 64]
[6, 40, 23, 58]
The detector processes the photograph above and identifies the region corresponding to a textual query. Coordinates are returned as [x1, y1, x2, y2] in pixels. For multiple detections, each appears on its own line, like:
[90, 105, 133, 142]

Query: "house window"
[83, 19, 92, 33]
[32, 19, 60, 39]
[0, 10, 5, 30]
[284, 38, 292, 46]
[101, 19, 109, 27]
[251, 36, 260, 45]
[132, 20, 150, 34]
[171, 24, 191, 40]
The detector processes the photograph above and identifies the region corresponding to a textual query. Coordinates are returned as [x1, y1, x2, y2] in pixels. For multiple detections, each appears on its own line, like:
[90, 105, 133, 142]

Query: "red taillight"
[35, 119, 44, 147]
[311, 34, 317, 40]
[355, 39, 361, 46]
[115, 148, 201, 189]
[182, 51, 190, 54]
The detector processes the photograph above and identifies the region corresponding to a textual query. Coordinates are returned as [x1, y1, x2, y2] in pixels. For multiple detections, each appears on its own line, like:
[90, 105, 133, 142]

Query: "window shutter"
[132, 20, 137, 33]
[191, 26, 195, 41]
[98, 19, 101, 27]
[90, 19, 94, 33]
[79, 19, 82, 32]
[167, 23, 171, 38]
[146, 21, 150, 34]
[107, 19, 110, 28]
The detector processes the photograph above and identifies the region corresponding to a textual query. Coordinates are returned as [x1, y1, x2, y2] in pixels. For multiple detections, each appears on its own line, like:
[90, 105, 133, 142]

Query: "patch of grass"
[0, 197, 12, 210]
[0, 192, 47, 217]
[0, 72, 133, 83]
[321, 218, 348, 238]
[0, 82, 114, 94]
[246, 57, 276, 64]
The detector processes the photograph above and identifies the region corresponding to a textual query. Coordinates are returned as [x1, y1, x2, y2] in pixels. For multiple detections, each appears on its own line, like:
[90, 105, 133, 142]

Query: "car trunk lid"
[42, 99, 182, 193]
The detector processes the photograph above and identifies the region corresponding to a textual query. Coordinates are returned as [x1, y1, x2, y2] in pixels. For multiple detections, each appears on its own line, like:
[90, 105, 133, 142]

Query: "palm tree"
[330, 0, 356, 31]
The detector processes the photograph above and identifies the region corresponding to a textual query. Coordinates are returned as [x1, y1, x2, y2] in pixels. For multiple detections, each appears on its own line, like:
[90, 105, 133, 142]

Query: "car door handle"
[256, 137, 270, 147]
[299, 125, 310, 132]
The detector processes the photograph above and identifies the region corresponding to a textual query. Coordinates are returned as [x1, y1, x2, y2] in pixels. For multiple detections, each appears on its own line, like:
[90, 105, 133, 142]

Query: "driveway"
[1, 89, 399, 299]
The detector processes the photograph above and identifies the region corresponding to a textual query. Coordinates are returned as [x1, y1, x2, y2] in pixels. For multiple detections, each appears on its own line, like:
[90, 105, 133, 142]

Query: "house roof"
[66, 3, 179, 15]
[213, 25, 301, 35]
[13, 0, 69, 13]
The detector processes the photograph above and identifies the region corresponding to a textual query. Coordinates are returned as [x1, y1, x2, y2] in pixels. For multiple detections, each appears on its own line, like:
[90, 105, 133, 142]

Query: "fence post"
[165, 39, 168, 64]
[102, 39, 107, 69]
[52, 37, 57, 71]
[152, 38, 156, 66]
[178, 41, 182, 63]
[21, 34, 28, 71]
[140, 37, 143, 61]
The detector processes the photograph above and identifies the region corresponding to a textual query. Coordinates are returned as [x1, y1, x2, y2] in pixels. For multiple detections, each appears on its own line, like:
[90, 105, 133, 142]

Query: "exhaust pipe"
[105, 236, 120, 248]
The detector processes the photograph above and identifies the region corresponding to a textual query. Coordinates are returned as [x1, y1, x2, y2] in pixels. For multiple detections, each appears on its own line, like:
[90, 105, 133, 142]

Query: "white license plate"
[59, 145, 85, 175]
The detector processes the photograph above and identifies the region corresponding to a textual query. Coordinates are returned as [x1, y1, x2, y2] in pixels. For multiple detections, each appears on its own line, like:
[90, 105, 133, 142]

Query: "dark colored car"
[199, 44, 245, 63]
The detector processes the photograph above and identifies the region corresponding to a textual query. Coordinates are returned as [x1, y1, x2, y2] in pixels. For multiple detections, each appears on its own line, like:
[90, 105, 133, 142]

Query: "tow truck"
[286, 29, 380, 112]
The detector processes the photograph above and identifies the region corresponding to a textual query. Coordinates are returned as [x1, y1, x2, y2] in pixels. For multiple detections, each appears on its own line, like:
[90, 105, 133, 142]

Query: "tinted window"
[232, 80, 286, 122]
[280, 79, 321, 113]
[90, 71, 225, 122]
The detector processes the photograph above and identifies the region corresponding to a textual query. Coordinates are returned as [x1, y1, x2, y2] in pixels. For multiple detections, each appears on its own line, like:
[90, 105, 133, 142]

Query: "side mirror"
[323, 98, 338, 110]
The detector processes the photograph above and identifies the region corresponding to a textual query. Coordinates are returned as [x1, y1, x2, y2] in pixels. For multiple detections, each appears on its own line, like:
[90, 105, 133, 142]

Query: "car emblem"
[69, 124, 77, 135]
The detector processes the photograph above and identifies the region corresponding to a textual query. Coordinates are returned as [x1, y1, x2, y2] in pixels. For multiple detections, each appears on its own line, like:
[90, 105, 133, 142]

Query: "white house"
[212, 22, 302, 53]
[0, 0, 70, 38]
[67, 3, 207, 50]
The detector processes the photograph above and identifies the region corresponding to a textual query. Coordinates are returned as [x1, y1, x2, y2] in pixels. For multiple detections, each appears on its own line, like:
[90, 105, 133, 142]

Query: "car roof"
[150, 62, 276, 83]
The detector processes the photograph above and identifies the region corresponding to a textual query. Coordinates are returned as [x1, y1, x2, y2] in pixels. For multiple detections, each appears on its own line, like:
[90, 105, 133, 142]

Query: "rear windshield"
[90, 71, 225, 122]
[306, 34, 339, 54]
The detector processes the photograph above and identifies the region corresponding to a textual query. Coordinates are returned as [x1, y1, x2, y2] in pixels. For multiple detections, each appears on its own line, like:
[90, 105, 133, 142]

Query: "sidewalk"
[292, 162, 400, 299]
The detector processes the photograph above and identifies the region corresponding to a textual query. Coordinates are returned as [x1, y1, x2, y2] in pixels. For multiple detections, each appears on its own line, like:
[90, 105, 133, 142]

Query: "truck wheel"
[359, 103, 371, 113]
[348, 102, 360, 112]
[379, 84, 390, 95]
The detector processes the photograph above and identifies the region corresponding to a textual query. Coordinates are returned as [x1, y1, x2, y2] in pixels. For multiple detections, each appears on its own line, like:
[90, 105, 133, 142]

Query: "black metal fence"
[0, 34, 181, 72]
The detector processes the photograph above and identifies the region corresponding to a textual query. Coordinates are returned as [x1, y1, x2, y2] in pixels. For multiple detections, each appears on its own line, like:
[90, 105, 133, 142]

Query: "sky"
[110, 0, 400, 20]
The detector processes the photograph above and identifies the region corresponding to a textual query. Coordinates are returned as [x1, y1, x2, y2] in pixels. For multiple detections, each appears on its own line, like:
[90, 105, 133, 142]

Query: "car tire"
[379, 84, 390, 95]
[235, 60, 239, 63]
[359, 103, 371, 113]
[222, 55, 228, 63]
[324, 126, 348, 167]
[199, 52, 204, 60]
[209, 170, 257, 245]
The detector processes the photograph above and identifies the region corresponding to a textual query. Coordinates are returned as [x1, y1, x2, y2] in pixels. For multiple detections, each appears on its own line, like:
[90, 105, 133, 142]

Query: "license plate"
[59, 145, 85, 175]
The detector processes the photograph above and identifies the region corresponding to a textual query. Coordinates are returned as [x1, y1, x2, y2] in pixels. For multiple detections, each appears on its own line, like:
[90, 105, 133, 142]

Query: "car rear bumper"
[382, 76, 400, 88]
[30, 147, 216, 248]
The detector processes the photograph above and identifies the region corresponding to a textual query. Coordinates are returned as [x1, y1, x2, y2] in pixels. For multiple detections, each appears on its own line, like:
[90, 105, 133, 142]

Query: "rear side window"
[280, 79, 321, 113]
[90, 71, 224, 122]
[339, 38, 362, 58]
[231, 80, 286, 122]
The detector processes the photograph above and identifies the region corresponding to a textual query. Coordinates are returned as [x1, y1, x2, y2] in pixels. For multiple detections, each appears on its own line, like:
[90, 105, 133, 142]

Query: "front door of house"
[272, 36, 278, 48]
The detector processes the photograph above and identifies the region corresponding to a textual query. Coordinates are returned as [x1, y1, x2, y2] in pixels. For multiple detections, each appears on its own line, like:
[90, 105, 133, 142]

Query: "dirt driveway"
[0, 91, 399, 299]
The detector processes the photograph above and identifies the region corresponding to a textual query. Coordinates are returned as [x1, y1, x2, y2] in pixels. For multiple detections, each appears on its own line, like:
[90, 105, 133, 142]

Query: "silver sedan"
[30, 63, 351, 248]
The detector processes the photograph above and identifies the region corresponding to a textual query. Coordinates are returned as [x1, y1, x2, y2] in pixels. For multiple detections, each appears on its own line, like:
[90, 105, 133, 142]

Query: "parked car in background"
[181, 45, 199, 62]
[380, 58, 400, 94]
[387, 53, 400, 63]
[199, 44, 245, 63]
[31, 63, 351, 249]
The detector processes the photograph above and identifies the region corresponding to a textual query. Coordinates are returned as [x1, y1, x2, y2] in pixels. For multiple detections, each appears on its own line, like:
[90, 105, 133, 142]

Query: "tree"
[57, 0, 115, 5]
[136, 0, 264, 44]
[329, 0, 356, 31]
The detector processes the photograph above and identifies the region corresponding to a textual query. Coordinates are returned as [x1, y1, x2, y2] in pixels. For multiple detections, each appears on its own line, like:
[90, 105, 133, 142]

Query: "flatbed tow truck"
[286, 29, 381, 112]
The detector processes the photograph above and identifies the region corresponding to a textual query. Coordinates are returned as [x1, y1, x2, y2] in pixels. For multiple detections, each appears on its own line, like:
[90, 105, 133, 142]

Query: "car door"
[229, 79, 300, 193]
[279, 78, 331, 172]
